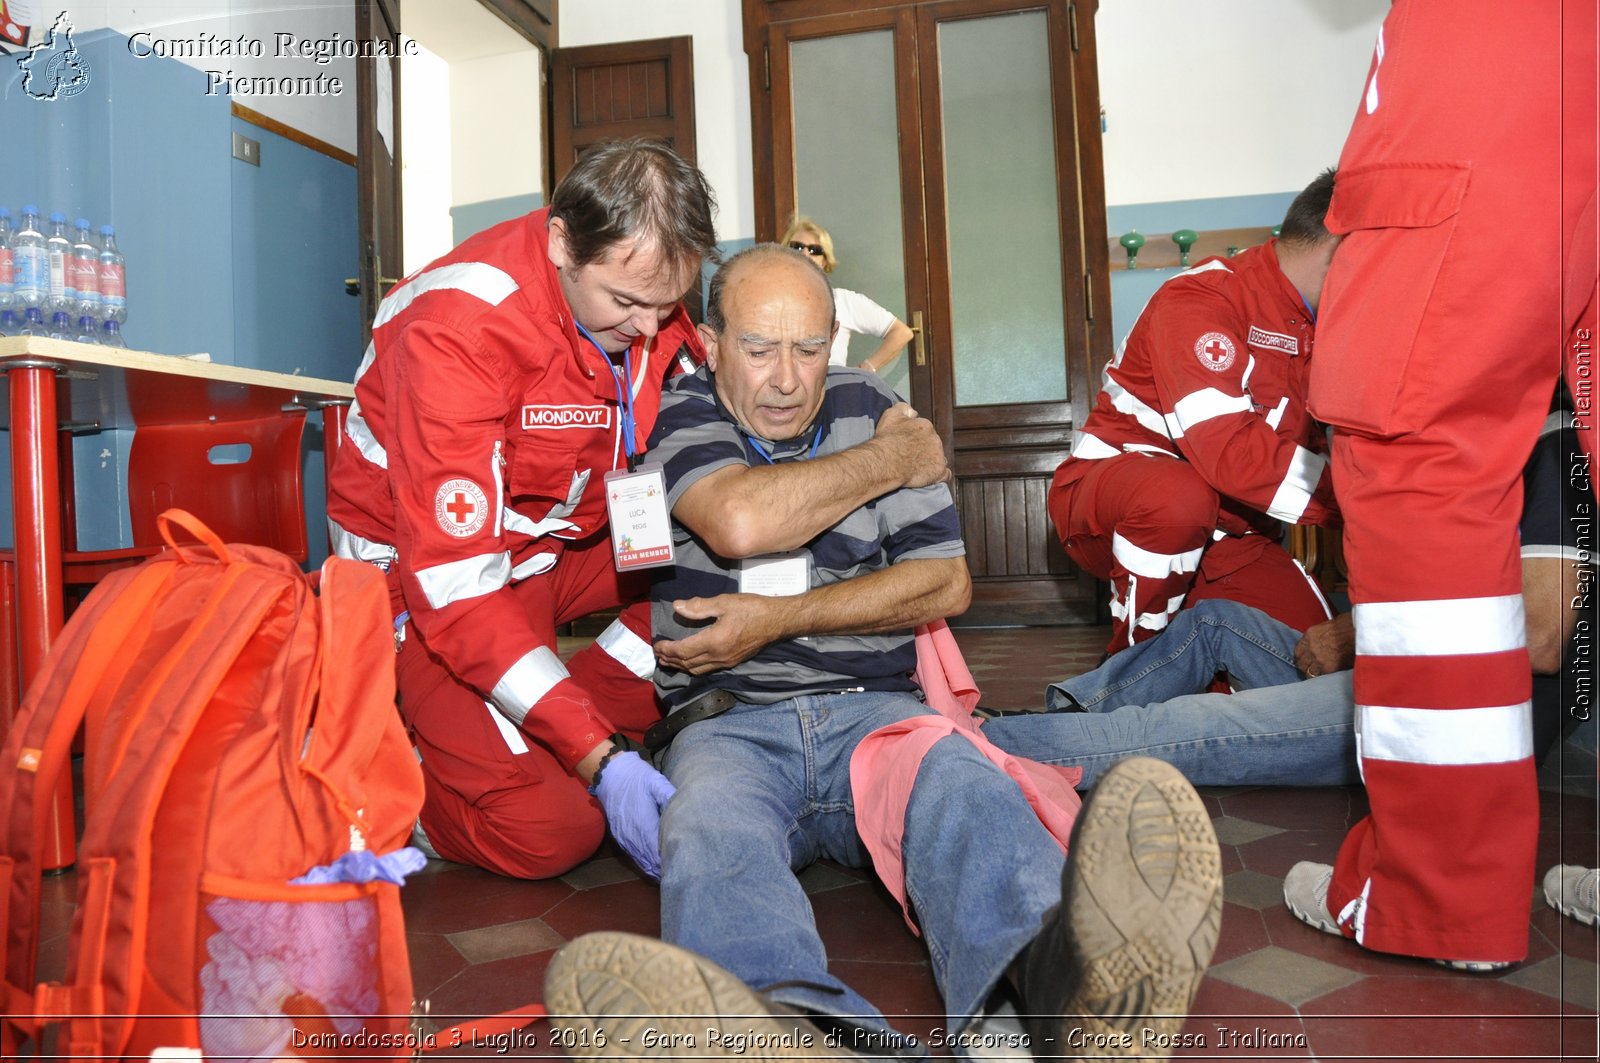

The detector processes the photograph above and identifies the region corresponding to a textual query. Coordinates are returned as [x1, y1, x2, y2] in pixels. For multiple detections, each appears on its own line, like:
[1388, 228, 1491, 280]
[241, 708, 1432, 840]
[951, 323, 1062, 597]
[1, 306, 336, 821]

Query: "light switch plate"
[232, 131, 260, 166]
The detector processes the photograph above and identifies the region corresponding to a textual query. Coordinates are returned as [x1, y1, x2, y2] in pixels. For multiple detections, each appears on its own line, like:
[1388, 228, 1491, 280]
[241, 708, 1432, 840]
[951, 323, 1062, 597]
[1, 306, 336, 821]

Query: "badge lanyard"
[575, 321, 640, 472]
[743, 423, 825, 465]
[734, 424, 825, 599]
[1299, 293, 1317, 326]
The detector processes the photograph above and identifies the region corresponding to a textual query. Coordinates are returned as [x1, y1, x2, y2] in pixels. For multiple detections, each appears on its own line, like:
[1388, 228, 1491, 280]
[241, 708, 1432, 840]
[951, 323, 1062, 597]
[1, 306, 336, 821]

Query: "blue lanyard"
[575, 322, 639, 471]
[1300, 293, 1317, 325]
[745, 423, 824, 464]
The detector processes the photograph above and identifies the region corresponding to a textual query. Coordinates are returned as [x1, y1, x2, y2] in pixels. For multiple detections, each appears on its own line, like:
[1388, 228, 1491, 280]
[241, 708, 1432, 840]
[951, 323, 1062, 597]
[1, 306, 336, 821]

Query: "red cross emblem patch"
[1194, 331, 1237, 372]
[434, 478, 489, 538]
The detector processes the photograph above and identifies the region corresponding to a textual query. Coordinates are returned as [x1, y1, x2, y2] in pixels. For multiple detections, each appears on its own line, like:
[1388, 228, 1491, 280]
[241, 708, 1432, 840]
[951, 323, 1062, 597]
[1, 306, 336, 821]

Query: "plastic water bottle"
[45, 212, 73, 314]
[48, 310, 73, 340]
[74, 314, 99, 344]
[0, 208, 15, 313]
[100, 319, 126, 348]
[17, 306, 47, 337]
[70, 218, 100, 318]
[0, 309, 18, 336]
[12, 206, 47, 313]
[98, 224, 126, 326]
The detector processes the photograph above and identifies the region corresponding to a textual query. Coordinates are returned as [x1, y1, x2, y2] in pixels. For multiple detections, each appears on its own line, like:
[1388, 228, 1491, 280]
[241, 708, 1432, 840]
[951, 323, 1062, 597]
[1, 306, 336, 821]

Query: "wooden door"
[549, 35, 699, 317]
[748, 0, 1112, 625]
[354, 0, 404, 340]
[550, 36, 697, 179]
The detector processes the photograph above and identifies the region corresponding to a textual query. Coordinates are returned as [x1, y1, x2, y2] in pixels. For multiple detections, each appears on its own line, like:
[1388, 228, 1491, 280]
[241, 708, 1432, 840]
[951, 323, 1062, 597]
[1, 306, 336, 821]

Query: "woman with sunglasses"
[781, 215, 914, 376]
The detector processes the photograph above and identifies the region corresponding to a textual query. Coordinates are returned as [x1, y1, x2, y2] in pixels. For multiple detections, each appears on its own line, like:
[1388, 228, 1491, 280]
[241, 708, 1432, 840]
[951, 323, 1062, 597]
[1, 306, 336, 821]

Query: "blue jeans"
[984, 600, 1359, 788]
[659, 691, 1064, 1054]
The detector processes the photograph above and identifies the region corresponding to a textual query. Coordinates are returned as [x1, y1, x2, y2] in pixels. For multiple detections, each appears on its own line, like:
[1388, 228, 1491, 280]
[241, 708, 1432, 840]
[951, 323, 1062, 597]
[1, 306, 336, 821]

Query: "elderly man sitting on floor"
[542, 244, 1226, 1061]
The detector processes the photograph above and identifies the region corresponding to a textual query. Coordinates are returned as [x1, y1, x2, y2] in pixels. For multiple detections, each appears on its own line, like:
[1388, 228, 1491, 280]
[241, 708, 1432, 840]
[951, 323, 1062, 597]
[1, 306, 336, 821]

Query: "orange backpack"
[0, 510, 426, 1060]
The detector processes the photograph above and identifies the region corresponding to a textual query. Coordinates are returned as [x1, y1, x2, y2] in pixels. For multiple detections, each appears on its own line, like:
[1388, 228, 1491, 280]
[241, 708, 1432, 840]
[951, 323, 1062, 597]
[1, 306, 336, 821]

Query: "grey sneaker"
[1284, 860, 1511, 972]
[544, 931, 865, 1059]
[1544, 865, 1599, 927]
[1014, 756, 1223, 1058]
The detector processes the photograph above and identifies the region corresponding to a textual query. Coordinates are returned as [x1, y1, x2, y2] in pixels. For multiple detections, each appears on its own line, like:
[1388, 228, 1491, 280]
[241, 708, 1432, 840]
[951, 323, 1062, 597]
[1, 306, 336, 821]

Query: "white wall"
[1096, 0, 1387, 204]
[41, 1, 358, 153]
[559, 1, 754, 243]
[558, 0, 1386, 237]
[450, 49, 542, 207]
[401, 37, 453, 273]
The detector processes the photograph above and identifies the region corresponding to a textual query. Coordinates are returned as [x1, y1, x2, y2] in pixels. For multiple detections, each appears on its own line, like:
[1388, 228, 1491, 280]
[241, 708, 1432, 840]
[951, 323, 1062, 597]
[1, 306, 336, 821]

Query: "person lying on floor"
[986, 395, 1589, 792]
[542, 243, 1225, 1061]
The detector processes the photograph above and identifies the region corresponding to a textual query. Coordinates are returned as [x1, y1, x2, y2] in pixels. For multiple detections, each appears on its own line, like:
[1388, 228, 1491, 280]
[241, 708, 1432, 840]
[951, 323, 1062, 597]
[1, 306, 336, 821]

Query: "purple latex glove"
[290, 846, 428, 886]
[589, 751, 676, 880]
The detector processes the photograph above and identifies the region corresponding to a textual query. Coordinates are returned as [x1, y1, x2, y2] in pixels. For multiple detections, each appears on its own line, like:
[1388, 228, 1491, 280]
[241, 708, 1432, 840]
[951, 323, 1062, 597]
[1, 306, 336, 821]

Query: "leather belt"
[644, 688, 738, 752]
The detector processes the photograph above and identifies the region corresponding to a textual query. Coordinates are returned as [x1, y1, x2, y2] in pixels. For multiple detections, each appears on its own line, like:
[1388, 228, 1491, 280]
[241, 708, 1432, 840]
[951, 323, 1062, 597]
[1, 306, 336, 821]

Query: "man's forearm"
[772, 556, 971, 639]
[654, 556, 972, 676]
[680, 446, 909, 557]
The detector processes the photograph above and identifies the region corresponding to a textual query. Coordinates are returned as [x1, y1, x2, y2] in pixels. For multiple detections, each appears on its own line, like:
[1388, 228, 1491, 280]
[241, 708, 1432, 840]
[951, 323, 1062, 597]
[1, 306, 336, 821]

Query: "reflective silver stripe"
[503, 469, 589, 539]
[415, 552, 512, 609]
[1355, 594, 1525, 657]
[1266, 446, 1326, 523]
[1522, 544, 1589, 561]
[596, 618, 655, 679]
[1125, 442, 1180, 458]
[486, 700, 530, 753]
[1358, 701, 1533, 766]
[490, 645, 570, 723]
[344, 342, 389, 468]
[1071, 432, 1122, 460]
[1104, 376, 1172, 439]
[1166, 388, 1252, 437]
[1265, 395, 1289, 430]
[328, 519, 399, 566]
[373, 261, 518, 328]
[1112, 531, 1203, 580]
[1539, 410, 1567, 437]
[510, 553, 559, 579]
[505, 509, 579, 538]
[1175, 259, 1231, 280]
[1293, 558, 1334, 619]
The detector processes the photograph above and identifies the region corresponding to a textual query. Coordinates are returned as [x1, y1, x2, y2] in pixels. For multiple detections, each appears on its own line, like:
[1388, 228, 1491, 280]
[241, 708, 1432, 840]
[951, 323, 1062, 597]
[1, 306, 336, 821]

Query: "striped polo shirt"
[646, 366, 965, 711]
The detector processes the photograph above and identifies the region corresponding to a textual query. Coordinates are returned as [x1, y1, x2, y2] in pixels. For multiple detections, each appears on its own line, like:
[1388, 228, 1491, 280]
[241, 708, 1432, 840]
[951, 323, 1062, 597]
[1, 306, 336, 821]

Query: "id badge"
[604, 463, 675, 571]
[738, 550, 810, 597]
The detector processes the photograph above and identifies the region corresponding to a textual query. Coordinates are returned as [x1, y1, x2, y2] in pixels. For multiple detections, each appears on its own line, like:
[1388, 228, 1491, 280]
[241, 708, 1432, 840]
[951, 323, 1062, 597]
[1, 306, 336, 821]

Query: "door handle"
[911, 310, 926, 367]
[344, 276, 402, 296]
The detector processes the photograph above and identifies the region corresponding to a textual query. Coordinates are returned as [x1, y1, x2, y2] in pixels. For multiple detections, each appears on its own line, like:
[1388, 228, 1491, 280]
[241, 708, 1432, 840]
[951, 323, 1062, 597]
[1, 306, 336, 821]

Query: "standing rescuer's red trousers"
[1309, 0, 1597, 962]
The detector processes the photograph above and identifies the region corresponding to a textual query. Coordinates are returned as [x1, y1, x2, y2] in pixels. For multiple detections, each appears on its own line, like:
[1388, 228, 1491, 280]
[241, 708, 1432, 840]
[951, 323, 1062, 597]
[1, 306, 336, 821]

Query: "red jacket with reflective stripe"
[326, 209, 703, 766]
[1060, 241, 1339, 537]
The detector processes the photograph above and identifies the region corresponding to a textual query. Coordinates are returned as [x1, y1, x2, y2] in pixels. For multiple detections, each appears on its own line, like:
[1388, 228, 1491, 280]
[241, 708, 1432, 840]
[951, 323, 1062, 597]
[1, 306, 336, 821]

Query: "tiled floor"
[389, 625, 1600, 1060]
[28, 626, 1600, 1060]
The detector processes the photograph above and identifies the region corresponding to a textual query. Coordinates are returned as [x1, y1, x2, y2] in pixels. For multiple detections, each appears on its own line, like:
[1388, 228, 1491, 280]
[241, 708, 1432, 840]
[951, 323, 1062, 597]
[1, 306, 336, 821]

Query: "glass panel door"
[936, 10, 1067, 407]
[789, 31, 913, 397]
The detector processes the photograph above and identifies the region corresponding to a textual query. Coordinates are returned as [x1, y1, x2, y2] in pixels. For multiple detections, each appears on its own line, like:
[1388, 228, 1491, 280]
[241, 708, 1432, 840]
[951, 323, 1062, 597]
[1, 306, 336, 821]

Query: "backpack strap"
[0, 561, 175, 1054]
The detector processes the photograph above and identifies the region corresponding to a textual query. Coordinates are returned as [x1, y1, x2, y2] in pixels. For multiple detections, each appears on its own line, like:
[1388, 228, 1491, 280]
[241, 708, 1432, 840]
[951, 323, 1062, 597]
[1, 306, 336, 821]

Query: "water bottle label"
[101, 262, 126, 305]
[0, 247, 12, 290]
[71, 258, 100, 298]
[49, 250, 72, 298]
[14, 247, 46, 297]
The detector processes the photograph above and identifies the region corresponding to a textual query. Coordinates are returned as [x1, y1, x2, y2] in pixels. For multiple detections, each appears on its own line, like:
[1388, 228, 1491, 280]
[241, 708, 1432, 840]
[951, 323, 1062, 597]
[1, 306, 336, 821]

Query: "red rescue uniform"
[1309, 0, 1597, 963]
[327, 208, 703, 878]
[1050, 241, 1339, 653]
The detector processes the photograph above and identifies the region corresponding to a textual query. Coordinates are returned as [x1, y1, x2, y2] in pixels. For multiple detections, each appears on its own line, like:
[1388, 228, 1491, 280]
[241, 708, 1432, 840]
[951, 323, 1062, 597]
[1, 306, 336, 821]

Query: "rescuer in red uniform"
[1283, 0, 1597, 968]
[1049, 172, 1342, 655]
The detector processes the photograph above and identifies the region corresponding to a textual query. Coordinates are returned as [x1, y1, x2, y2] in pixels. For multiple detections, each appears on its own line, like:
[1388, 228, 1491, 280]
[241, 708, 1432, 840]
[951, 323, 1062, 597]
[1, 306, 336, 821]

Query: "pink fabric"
[850, 621, 1083, 933]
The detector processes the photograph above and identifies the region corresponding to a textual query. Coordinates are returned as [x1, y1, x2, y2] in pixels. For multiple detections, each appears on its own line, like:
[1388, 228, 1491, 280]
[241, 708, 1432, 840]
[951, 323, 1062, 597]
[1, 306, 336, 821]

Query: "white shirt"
[830, 287, 900, 366]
